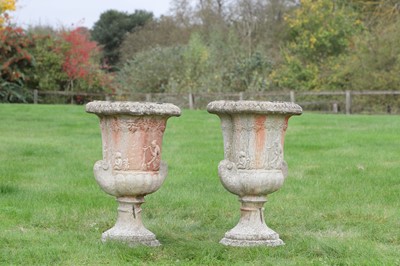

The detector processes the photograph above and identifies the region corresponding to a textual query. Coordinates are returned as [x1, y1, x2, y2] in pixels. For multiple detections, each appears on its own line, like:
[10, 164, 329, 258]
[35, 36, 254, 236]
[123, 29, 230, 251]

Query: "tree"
[195, 0, 227, 36]
[117, 34, 209, 94]
[229, 0, 262, 56]
[270, 0, 364, 90]
[0, 26, 35, 102]
[0, 0, 36, 102]
[21, 26, 114, 96]
[61, 27, 114, 93]
[182, 33, 209, 93]
[25, 27, 69, 91]
[254, 0, 296, 60]
[0, 0, 15, 27]
[62, 27, 97, 89]
[347, 0, 400, 24]
[91, 9, 153, 68]
[169, 0, 195, 27]
[331, 16, 400, 91]
[117, 46, 185, 93]
[120, 15, 192, 62]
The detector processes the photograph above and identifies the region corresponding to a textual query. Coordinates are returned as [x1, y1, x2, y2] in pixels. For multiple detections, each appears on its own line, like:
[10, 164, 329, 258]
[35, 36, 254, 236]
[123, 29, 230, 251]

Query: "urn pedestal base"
[220, 196, 284, 247]
[101, 197, 160, 247]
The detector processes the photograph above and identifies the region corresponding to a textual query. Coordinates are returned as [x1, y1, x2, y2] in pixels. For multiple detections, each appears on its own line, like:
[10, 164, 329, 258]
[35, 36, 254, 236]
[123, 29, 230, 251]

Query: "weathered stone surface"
[219, 196, 285, 247]
[101, 197, 161, 247]
[87, 101, 181, 247]
[207, 100, 302, 247]
[86, 101, 181, 116]
[207, 100, 302, 115]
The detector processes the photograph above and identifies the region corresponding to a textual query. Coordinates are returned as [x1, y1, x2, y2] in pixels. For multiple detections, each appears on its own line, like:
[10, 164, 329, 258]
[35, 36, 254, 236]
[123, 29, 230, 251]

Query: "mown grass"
[0, 104, 399, 265]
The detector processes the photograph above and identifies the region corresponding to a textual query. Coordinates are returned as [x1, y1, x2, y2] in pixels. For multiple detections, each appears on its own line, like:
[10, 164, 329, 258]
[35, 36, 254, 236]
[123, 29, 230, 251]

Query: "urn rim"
[207, 100, 302, 115]
[86, 101, 181, 116]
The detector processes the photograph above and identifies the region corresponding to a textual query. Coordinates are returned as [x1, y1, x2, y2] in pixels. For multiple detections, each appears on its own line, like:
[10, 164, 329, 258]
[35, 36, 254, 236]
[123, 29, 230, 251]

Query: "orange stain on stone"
[111, 117, 121, 148]
[255, 115, 267, 168]
[126, 134, 140, 170]
[281, 116, 290, 148]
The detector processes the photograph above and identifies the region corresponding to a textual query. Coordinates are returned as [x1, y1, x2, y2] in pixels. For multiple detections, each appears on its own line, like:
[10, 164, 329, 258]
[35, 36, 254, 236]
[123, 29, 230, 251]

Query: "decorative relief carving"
[237, 151, 250, 170]
[126, 122, 139, 133]
[266, 117, 285, 132]
[254, 121, 265, 132]
[101, 160, 109, 170]
[141, 140, 161, 171]
[113, 152, 130, 171]
[224, 143, 231, 158]
[233, 123, 255, 132]
[265, 141, 283, 169]
[157, 123, 166, 133]
[233, 119, 284, 132]
[111, 117, 121, 132]
[123, 118, 166, 135]
[102, 144, 108, 158]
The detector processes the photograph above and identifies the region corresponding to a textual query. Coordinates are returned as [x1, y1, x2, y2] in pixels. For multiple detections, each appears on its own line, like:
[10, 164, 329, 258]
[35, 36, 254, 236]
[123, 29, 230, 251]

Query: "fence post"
[345, 90, 352, 115]
[290, 90, 295, 103]
[239, 92, 244, 101]
[188, 93, 194, 110]
[146, 93, 151, 102]
[332, 103, 338, 114]
[33, 89, 38, 104]
[105, 95, 111, 101]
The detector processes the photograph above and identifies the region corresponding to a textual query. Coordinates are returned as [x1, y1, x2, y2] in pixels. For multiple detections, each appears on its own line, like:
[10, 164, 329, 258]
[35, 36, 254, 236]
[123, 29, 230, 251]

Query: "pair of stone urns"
[86, 100, 302, 247]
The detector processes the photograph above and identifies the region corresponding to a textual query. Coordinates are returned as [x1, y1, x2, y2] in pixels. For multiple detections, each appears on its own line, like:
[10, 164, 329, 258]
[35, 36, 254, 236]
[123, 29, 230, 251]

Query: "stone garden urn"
[207, 101, 302, 247]
[86, 101, 181, 246]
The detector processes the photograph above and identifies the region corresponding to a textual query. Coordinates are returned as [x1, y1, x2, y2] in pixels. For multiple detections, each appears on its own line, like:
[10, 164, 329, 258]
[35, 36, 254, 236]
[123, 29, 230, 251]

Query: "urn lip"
[86, 101, 181, 117]
[207, 100, 302, 115]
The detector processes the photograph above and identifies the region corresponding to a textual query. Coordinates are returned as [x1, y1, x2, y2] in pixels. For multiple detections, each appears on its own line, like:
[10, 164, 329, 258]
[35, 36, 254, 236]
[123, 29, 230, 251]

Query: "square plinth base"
[220, 237, 284, 247]
[101, 230, 161, 247]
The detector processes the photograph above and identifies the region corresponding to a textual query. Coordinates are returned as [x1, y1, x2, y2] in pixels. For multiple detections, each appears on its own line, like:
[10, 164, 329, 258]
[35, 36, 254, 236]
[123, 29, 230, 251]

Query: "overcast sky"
[10, 0, 171, 29]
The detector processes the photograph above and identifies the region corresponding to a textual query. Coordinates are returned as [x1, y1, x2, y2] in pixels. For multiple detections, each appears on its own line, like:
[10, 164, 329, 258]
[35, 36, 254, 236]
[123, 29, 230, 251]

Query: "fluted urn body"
[86, 101, 181, 246]
[207, 101, 302, 247]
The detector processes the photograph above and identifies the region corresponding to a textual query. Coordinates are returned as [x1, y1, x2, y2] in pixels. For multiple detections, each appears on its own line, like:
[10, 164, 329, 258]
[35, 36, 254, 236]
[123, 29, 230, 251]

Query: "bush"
[117, 46, 185, 93]
[0, 79, 32, 103]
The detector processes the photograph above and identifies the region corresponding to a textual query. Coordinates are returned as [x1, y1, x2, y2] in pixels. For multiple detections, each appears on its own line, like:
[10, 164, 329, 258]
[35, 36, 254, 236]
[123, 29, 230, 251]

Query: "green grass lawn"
[0, 104, 399, 265]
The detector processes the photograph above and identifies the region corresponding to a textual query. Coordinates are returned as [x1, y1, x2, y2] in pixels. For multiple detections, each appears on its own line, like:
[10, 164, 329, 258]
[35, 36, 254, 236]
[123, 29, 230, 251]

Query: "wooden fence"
[32, 89, 400, 114]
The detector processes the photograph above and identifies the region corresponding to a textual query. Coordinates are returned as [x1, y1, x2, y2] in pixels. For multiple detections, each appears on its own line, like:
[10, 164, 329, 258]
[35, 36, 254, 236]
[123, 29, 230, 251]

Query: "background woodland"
[1, 0, 400, 103]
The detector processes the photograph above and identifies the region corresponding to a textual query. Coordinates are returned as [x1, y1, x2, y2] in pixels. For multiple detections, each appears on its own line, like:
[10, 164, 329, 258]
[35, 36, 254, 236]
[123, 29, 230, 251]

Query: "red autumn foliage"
[61, 27, 98, 81]
[1, 25, 115, 97]
[0, 26, 34, 81]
